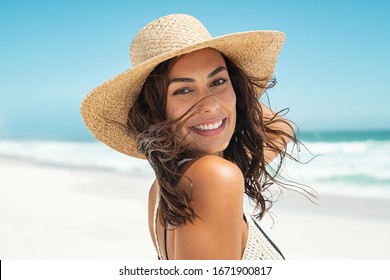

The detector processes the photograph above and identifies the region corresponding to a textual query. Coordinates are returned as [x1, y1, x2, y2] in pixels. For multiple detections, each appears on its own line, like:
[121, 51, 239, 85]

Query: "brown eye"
[173, 88, 192, 95]
[211, 78, 226, 86]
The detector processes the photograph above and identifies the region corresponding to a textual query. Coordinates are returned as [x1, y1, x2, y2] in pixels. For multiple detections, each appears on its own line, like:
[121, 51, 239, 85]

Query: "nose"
[197, 92, 220, 114]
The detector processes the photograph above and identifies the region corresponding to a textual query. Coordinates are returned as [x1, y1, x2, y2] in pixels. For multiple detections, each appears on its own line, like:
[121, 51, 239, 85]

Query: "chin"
[183, 133, 233, 157]
[191, 144, 230, 157]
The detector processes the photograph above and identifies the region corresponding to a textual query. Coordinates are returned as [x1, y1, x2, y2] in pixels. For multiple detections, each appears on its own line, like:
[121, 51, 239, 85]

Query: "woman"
[81, 14, 311, 260]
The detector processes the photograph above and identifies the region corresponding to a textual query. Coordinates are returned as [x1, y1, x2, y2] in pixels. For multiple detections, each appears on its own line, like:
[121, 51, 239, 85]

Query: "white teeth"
[193, 120, 223, 131]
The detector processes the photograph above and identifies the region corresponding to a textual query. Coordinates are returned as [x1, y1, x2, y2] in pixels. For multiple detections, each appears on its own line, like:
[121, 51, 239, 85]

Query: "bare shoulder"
[175, 155, 245, 259]
[181, 155, 245, 195]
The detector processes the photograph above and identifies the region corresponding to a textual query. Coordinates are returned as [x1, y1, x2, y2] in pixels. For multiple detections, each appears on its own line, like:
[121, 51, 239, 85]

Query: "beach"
[0, 158, 155, 259]
[1, 157, 389, 260]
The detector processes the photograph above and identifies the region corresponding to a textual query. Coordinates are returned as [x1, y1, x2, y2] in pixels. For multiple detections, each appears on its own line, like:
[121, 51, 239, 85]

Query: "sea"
[1, 130, 390, 200]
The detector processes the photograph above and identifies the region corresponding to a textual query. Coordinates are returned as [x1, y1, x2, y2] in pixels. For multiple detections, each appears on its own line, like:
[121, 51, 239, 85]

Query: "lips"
[192, 120, 223, 131]
[190, 118, 227, 136]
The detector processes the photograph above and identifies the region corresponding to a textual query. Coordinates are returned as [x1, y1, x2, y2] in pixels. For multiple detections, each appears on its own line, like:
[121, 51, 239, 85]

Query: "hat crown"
[130, 14, 212, 66]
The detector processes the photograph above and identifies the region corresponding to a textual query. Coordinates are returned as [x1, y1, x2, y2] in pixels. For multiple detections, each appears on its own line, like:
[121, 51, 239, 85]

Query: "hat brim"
[80, 30, 285, 158]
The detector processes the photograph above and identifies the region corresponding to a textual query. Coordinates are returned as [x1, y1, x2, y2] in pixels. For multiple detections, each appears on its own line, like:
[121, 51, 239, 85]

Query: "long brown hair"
[128, 51, 313, 227]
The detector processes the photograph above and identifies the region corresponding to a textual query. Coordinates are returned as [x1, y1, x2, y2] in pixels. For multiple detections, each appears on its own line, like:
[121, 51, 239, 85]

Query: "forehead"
[168, 48, 226, 77]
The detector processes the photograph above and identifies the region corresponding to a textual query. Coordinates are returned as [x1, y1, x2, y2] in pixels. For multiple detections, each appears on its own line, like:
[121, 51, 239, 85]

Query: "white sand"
[1, 158, 389, 259]
[0, 158, 155, 259]
[259, 193, 390, 259]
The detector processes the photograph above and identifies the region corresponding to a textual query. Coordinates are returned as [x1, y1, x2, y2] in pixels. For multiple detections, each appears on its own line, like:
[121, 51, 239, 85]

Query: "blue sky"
[1, 0, 389, 140]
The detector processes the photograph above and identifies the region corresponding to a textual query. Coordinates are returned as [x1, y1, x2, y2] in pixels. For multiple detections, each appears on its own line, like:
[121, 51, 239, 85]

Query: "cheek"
[166, 97, 177, 121]
[165, 103, 174, 121]
[227, 91, 237, 129]
[166, 95, 196, 122]
[166, 102, 184, 122]
[227, 90, 237, 116]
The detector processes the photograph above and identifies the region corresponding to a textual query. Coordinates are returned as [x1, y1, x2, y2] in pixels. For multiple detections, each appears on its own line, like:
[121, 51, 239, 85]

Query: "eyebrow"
[207, 66, 227, 78]
[169, 66, 227, 84]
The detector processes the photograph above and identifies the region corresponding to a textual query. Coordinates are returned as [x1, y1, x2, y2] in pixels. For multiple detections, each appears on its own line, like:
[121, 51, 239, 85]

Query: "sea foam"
[1, 139, 389, 199]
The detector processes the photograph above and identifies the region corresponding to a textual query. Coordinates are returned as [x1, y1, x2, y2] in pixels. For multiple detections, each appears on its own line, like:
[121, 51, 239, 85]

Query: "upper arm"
[261, 103, 294, 163]
[174, 156, 245, 260]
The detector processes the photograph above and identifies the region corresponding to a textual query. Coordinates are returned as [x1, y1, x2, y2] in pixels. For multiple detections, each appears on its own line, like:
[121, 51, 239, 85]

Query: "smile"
[189, 118, 227, 137]
[192, 120, 223, 131]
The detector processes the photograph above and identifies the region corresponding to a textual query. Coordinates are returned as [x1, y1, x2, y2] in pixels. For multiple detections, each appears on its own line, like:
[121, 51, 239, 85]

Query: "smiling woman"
[81, 14, 313, 260]
[165, 49, 237, 157]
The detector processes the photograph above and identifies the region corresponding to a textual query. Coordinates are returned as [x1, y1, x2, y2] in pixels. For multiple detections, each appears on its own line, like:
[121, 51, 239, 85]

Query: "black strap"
[251, 218, 285, 259]
[164, 227, 169, 260]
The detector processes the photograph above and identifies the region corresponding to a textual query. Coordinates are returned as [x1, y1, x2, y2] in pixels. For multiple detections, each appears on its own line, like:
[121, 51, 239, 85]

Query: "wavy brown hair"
[127, 51, 314, 227]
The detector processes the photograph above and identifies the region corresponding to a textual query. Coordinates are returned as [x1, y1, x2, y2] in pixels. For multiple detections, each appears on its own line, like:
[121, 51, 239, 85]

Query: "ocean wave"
[317, 173, 390, 186]
[0, 140, 153, 176]
[1, 139, 389, 199]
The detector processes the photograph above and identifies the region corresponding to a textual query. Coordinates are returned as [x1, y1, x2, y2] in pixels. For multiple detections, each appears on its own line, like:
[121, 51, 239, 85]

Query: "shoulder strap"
[164, 225, 169, 260]
[153, 191, 163, 259]
[177, 157, 193, 168]
[250, 217, 285, 259]
[243, 212, 285, 260]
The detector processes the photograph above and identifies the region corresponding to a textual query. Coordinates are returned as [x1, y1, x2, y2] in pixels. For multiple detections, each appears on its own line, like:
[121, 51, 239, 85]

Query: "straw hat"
[81, 14, 285, 158]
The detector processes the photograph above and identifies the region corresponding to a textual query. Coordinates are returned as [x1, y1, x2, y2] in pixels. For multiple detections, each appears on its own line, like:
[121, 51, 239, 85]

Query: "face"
[166, 48, 236, 157]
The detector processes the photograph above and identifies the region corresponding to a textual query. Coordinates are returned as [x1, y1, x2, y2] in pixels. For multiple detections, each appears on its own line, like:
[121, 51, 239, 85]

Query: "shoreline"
[1, 158, 389, 259]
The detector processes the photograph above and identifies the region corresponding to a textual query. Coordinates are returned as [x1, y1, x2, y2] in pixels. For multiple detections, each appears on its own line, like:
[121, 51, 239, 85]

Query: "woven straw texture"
[80, 14, 285, 158]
